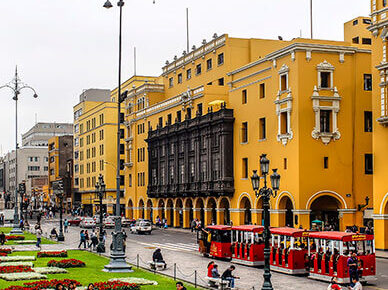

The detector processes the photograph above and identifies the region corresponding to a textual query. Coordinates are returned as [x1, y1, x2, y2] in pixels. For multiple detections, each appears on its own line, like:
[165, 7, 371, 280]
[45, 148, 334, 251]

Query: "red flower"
[47, 259, 85, 268]
[0, 248, 12, 254]
[37, 251, 67, 258]
[3, 279, 82, 290]
[5, 235, 25, 241]
[93, 281, 140, 290]
[0, 265, 33, 273]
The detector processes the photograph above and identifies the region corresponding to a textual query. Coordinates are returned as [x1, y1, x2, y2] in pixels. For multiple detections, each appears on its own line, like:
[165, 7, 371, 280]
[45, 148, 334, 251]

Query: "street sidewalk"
[376, 250, 388, 259]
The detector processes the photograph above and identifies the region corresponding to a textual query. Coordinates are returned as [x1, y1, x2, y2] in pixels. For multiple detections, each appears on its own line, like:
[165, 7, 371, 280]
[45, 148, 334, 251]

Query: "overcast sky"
[0, 0, 369, 153]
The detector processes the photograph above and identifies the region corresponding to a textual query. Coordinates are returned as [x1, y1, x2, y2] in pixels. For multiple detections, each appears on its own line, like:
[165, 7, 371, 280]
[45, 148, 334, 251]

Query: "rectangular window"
[364, 74, 372, 91]
[353, 19, 358, 25]
[364, 111, 373, 132]
[189, 161, 195, 182]
[281, 74, 288, 91]
[201, 161, 207, 181]
[120, 159, 124, 170]
[352, 37, 359, 44]
[284, 158, 287, 170]
[280, 112, 288, 134]
[259, 83, 265, 98]
[120, 129, 124, 139]
[167, 114, 172, 125]
[169, 77, 174, 88]
[207, 58, 212, 70]
[320, 110, 332, 133]
[177, 111, 181, 122]
[362, 38, 372, 45]
[324, 157, 329, 169]
[363, 18, 371, 24]
[186, 68, 192, 80]
[242, 90, 247, 104]
[120, 175, 125, 186]
[197, 103, 203, 116]
[158, 117, 163, 127]
[218, 78, 224, 86]
[217, 53, 224, 65]
[320, 72, 331, 88]
[242, 158, 248, 179]
[365, 154, 373, 174]
[196, 64, 202, 75]
[119, 112, 124, 124]
[186, 108, 192, 119]
[120, 144, 125, 154]
[259, 118, 266, 140]
[178, 73, 182, 84]
[128, 174, 132, 187]
[241, 122, 248, 143]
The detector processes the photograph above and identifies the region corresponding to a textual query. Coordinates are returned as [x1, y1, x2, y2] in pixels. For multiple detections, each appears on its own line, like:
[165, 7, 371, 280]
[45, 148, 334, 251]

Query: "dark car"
[68, 217, 82, 226]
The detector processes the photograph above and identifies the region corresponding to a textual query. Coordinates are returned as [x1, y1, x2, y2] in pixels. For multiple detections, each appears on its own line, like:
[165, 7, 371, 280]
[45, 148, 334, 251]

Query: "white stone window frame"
[317, 60, 335, 91]
[275, 91, 293, 145]
[278, 64, 290, 94]
[311, 86, 341, 145]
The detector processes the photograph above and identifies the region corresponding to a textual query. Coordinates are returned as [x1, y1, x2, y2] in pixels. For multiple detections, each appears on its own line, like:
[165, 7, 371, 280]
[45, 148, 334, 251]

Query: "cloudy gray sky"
[0, 0, 369, 153]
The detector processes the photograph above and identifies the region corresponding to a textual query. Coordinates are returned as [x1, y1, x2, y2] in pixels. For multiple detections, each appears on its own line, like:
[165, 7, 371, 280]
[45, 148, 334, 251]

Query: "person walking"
[36, 227, 42, 248]
[221, 265, 239, 289]
[85, 230, 90, 249]
[78, 230, 86, 249]
[64, 219, 69, 233]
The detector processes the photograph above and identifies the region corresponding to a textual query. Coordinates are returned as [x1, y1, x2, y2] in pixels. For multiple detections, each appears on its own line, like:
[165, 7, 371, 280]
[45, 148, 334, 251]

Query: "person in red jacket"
[207, 261, 215, 277]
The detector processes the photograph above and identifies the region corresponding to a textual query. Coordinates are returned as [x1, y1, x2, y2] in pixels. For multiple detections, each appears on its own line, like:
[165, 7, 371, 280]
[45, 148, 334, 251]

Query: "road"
[36, 218, 388, 290]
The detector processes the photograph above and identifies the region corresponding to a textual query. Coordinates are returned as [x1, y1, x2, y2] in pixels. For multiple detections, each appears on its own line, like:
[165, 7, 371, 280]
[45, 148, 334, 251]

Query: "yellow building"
[111, 21, 373, 237]
[73, 89, 126, 216]
[368, 0, 388, 250]
[48, 135, 73, 211]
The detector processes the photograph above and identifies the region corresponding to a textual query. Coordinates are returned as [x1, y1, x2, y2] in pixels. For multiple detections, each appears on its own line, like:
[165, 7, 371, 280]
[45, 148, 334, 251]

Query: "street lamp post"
[54, 179, 65, 242]
[0, 67, 38, 235]
[95, 174, 106, 253]
[250, 154, 280, 290]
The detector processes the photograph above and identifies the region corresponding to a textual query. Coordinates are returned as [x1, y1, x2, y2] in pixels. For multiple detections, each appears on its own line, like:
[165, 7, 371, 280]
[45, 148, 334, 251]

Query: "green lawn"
[0, 227, 56, 245]
[0, 250, 201, 289]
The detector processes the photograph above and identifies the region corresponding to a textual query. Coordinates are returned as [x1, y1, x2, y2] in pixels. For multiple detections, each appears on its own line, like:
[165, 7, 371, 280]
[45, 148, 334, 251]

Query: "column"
[165, 207, 173, 226]
[229, 208, 244, 226]
[292, 210, 311, 229]
[204, 208, 212, 226]
[144, 207, 150, 220]
[251, 209, 263, 226]
[374, 215, 388, 250]
[216, 208, 225, 225]
[182, 207, 190, 228]
[269, 209, 287, 227]
[173, 207, 181, 227]
[338, 209, 357, 231]
[193, 208, 200, 220]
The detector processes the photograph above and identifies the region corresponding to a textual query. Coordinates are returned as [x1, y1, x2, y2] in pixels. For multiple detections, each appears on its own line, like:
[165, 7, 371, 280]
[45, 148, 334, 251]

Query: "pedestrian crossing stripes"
[139, 242, 198, 253]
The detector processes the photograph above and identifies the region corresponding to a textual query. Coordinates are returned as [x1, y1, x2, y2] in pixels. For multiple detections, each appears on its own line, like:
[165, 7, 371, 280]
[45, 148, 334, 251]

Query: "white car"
[103, 217, 115, 228]
[130, 220, 152, 234]
[80, 217, 96, 228]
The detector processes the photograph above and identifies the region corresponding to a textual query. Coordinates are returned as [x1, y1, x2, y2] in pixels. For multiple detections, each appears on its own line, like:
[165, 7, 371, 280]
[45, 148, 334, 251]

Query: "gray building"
[22, 122, 73, 147]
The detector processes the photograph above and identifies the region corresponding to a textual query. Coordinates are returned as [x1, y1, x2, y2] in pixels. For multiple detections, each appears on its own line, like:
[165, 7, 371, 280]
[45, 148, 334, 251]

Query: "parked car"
[68, 217, 82, 226]
[80, 217, 96, 228]
[122, 218, 136, 228]
[130, 219, 152, 234]
[103, 217, 115, 228]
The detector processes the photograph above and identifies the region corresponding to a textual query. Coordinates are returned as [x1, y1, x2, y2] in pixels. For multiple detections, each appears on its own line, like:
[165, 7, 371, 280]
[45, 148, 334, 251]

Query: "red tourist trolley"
[198, 225, 232, 259]
[270, 227, 309, 274]
[308, 231, 376, 283]
[231, 225, 265, 266]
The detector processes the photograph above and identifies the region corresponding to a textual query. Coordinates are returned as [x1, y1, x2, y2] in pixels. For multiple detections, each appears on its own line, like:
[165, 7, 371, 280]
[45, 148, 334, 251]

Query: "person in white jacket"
[348, 278, 363, 290]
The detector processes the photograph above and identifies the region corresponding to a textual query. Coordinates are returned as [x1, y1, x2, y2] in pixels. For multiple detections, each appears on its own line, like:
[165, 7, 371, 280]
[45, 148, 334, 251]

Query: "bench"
[148, 261, 166, 271]
[205, 277, 229, 289]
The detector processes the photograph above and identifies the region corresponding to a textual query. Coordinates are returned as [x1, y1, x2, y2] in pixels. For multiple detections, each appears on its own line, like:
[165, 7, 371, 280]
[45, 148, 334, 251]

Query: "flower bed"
[0, 262, 33, 267]
[0, 252, 8, 256]
[37, 250, 67, 258]
[5, 236, 25, 241]
[0, 265, 33, 273]
[93, 281, 140, 290]
[0, 248, 12, 254]
[0, 272, 46, 281]
[47, 259, 85, 268]
[0, 256, 36, 262]
[109, 277, 158, 285]
[13, 240, 36, 245]
[2, 279, 81, 289]
[33, 267, 68, 274]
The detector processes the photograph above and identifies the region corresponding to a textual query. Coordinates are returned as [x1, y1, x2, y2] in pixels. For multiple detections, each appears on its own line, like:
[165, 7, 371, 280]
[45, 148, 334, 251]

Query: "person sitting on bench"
[152, 248, 166, 269]
[211, 264, 220, 278]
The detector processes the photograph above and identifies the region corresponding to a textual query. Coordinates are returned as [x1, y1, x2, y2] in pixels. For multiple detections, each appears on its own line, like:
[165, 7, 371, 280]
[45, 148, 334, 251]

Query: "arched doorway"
[166, 199, 174, 226]
[256, 198, 263, 225]
[207, 198, 217, 225]
[157, 199, 165, 220]
[146, 200, 153, 222]
[127, 199, 133, 219]
[219, 198, 230, 225]
[240, 196, 252, 225]
[138, 199, 145, 219]
[175, 199, 183, 228]
[310, 195, 341, 230]
[195, 198, 205, 225]
[278, 195, 294, 227]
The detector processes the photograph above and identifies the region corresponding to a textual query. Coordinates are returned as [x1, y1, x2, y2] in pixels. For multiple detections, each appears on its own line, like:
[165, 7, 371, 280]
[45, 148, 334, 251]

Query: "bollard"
[174, 263, 176, 280]
[194, 270, 197, 288]
[136, 254, 139, 269]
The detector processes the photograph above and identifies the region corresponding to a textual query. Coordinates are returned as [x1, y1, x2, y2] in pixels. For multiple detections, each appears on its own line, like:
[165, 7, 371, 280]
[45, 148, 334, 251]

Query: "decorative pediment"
[278, 64, 289, 75]
[316, 60, 335, 71]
